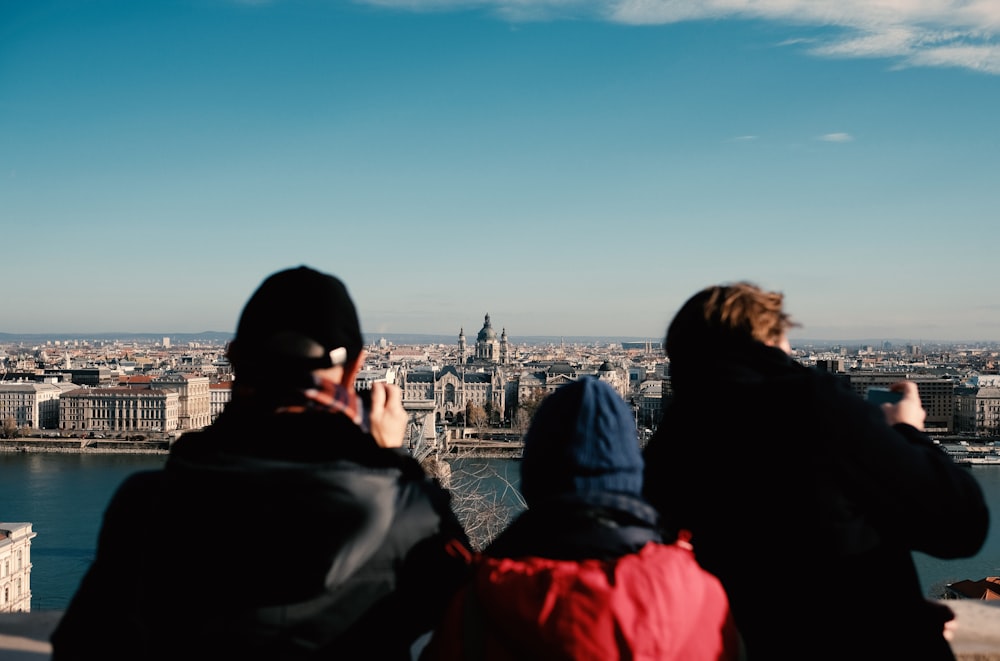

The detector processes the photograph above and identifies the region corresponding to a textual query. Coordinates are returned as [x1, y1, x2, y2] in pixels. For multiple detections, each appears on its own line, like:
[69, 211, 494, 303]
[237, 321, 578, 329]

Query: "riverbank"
[1, 436, 519, 458]
[0, 438, 169, 454]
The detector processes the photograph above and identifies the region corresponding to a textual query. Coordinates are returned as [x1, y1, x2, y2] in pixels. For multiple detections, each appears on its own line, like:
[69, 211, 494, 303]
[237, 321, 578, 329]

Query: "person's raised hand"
[368, 382, 407, 448]
[881, 380, 926, 431]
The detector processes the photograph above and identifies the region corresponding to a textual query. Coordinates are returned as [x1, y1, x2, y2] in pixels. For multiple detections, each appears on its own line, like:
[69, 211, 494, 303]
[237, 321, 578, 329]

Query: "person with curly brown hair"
[643, 281, 988, 661]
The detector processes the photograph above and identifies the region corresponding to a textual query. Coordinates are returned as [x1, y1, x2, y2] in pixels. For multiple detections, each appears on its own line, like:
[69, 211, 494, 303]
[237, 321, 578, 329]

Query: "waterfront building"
[955, 386, 1000, 437]
[59, 387, 179, 435]
[0, 523, 36, 613]
[150, 373, 211, 431]
[0, 382, 62, 430]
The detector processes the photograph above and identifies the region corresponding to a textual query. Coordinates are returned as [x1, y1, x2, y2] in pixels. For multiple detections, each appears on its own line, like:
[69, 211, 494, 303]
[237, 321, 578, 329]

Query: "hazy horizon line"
[2, 331, 999, 349]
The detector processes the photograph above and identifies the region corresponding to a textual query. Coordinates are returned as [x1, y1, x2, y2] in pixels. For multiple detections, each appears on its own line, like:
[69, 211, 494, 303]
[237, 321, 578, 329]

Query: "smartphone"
[866, 387, 903, 405]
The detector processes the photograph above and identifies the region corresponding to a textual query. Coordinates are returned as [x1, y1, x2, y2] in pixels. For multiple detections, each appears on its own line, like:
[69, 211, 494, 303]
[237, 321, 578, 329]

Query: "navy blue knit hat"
[520, 376, 644, 507]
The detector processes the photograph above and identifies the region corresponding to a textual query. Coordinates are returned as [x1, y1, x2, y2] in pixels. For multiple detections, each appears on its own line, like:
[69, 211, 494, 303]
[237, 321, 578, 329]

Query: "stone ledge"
[3, 602, 1000, 659]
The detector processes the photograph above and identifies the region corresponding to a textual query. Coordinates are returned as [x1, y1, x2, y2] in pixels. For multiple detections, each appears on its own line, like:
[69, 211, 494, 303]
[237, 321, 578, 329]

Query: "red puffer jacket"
[422, 539, 742, 661]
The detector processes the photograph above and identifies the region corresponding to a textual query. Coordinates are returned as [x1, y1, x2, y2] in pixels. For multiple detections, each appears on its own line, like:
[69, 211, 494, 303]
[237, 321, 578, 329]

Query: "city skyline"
[3, 329, 998, 351]
[3, 1, 999, 342]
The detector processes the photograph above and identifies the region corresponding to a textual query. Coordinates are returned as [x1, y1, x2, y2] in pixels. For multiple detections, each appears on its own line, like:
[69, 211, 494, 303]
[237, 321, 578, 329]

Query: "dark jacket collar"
[485, 493, 662, 561]
[669, 340, 802, 391]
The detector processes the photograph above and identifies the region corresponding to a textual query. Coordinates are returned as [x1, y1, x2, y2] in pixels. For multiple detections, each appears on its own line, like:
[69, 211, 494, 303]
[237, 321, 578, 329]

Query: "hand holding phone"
[869, 382, 927, 431]
[867, 387, 903, 405]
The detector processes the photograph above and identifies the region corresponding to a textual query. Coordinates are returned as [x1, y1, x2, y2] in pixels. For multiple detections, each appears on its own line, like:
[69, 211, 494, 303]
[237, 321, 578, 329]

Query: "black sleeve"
[825, 387, 990, 559]
[50, 471, 167, 660]
[885, 422, 990, 557]
[318, 477, 473, 658]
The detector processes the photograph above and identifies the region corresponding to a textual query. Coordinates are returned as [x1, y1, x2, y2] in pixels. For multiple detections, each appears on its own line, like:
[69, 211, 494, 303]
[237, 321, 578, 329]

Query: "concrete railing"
[3, 602, 1000, 660]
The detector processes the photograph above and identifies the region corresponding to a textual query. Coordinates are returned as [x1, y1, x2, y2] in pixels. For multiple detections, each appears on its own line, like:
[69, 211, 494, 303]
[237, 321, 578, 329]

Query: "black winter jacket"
[643, 342, 989, 661]
[51, 401, 471, 661]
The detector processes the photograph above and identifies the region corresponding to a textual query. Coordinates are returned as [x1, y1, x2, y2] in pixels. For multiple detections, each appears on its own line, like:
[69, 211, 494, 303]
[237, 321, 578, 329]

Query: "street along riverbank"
[0, 437, 169, 454]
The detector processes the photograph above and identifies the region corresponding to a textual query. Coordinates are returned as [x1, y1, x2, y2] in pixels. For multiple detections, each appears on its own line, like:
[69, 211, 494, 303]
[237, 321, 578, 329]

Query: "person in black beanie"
[51, 265, 473, 661]
[421, 376, 743, 660]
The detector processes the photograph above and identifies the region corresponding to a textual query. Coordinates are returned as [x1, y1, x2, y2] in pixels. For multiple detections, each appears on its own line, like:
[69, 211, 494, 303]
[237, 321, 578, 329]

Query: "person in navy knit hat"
[422, 376, 743, 661]
[521, 374, 643, 499]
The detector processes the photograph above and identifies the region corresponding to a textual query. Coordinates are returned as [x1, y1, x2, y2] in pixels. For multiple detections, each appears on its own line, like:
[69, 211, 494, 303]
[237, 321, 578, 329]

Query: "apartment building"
[0, 523, 36, 613]
[955, 386, 1000, 436]
[0, 382, 63, 430]
[59, 387, 179, 435]
[151, 373, 211, 431]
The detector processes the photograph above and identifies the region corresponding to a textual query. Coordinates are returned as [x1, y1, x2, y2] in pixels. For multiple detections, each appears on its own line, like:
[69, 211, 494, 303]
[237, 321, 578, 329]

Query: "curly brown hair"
[702, 281, 797, 345]
[665, 281, 799, 359]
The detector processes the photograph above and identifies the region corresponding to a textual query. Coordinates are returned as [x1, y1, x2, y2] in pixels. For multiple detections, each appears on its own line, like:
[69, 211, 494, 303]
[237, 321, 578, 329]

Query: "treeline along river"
[1, 452, 998, 610]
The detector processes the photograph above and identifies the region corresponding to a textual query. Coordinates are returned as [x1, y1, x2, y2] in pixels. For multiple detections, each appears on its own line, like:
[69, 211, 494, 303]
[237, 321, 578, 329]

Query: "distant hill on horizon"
[0, 331, 234, 345]
[1, 331, 996, 349]
[0, 331, 660, 347]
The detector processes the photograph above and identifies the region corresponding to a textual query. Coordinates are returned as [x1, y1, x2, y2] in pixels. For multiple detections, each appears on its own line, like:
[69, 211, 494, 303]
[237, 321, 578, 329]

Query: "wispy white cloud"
[729, 135, 759, 142]
[357, 0, 1000, 74]
[819, 132, 854, 142]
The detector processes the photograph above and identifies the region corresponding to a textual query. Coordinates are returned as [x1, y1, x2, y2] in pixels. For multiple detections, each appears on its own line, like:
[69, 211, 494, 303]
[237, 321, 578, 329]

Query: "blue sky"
[3, 0, 999, 342]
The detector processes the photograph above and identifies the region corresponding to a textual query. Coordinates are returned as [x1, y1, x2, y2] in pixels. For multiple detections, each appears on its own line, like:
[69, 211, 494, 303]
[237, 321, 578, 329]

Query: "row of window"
[1, 580, 24, 611]
[0, 552, 23, 575]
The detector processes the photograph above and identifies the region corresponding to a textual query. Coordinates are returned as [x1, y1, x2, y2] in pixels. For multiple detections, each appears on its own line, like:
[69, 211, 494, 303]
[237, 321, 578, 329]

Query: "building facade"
[209, 381, 232, 422]
[402, 365, 508, 424]
[0, 383, 62, 431]
[59, 387, 179, 435]
[847, 373, 955, 434]
[462, 314, 511, 365]
[634, 378, 663, 431]
[955, 386, 1000, 436]
[0, 523, 36, 613]
[151, 374, 211, 431]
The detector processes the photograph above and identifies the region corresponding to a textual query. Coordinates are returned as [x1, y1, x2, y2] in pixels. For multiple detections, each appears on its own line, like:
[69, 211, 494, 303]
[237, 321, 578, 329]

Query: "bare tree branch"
[423, 448, 525, 551]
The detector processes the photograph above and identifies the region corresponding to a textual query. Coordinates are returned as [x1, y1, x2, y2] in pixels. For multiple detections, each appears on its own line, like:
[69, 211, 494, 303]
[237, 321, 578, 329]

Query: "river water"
[1, 453, 997, 610]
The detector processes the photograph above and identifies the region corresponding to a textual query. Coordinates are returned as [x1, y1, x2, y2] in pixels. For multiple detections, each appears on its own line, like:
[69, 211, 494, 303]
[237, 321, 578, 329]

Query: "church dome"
[477, 314, 497, 342]
[599, 360, 614, 372]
